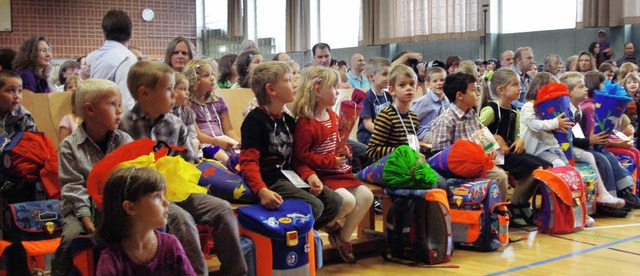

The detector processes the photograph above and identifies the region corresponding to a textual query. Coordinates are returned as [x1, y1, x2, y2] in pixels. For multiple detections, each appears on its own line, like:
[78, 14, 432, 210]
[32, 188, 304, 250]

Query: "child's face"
[91, 89, 122, 131]
[500, 76, 522, 103]
[528, 64, 538, 76]
[292, 68, 300, 84]
[65, 82, 78, 93]
[390, 74, 417, 105]
[625, 78, 639, 93]
[0, 77, 23, 114]
[604, 70, 614, 80]
[570, 80, 588, 102]
[148, 73, 176, 115]
[247, 54, 263, 73]
[370, 66, 390, 91]
[456, 82, 480, 111]
[317, 82, 338, 109]
[129, 190, 169, 229]
[271, 72, 296, 104]
[428, 72, 445, 96]
[37, 41, 52, 69]
[624, 123, 635, 137]
[196, 64, 216, 98]
[170, 42, 190, 72]
[174, 80, 190, 106]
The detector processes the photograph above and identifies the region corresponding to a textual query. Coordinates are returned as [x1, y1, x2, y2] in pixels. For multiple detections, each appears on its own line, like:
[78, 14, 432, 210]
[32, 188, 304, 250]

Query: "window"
[317, 0, 361, 49]
[255, 0, 286, 53]
[500, 0, 577, 34]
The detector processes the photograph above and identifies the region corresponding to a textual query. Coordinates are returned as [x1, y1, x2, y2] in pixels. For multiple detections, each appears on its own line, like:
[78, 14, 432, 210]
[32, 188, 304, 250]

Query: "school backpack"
[574, 162, 597, 215]
[532, 166, 587, 234]
[382, 188, 454, 265]
[447, 178, 510, 251]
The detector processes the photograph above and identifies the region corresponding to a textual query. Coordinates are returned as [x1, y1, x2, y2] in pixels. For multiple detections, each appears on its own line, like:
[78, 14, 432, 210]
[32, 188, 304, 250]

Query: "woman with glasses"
[55, 60, 81, 91]
[12, 36, 53, 93]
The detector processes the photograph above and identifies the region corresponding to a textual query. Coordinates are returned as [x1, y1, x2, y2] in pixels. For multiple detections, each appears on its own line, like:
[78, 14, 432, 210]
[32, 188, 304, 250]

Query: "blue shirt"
[87, 40, 138, 113]
[347, 70, 371, 90]
[510, 66, 529, 109]
[410, 89, 450, 140]
[357, 89, 392, 144]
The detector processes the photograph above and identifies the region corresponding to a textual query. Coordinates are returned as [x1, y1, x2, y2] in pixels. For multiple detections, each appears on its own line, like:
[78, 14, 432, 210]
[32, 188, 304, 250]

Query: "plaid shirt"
[0, 106, 36, 136]
[430, 104, 483, 152]
[119, 104, 196, 161]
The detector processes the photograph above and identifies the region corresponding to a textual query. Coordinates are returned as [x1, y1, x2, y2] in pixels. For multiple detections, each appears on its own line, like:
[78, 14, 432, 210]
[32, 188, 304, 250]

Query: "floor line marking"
[549, 234, 596, 246]
[607, 247, 640, 257]
[484, 234, 640, 276]
[583, 223, 640, 230]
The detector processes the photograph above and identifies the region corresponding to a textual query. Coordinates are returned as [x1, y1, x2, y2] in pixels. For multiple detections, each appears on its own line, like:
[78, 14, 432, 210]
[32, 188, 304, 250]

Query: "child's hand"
[556, 113, 575, 133]
[510, 137, 525, 154]
[589, 130, 609, 145]
[81, 216, 95, 234]
[337, 146, 352, 158]
[307, 174, 323, 196]
[494, 135, 510, 154]
[335, 156, 348, 168]
[488, 151, 497, 160]
[608, 139, 633, 149]
[257, 188, 283, 209]
[216, 136, 237, 151]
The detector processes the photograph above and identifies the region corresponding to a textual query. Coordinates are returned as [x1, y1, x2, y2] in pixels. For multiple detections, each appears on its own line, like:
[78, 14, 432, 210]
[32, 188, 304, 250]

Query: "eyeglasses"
[38, 48, 52, 54]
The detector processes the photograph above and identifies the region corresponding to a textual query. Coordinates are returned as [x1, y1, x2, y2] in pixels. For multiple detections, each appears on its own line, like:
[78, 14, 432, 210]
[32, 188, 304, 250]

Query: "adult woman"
[12, 36, 52, 93]
[574, 51, 597, 74]
[588, 42, 606, 68]
[164, 37, 193, 72]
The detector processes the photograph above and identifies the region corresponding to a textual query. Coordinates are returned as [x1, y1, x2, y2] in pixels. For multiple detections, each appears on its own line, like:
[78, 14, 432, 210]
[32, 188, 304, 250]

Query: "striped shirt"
[366, 105, 419, 161]
[314, 119, 351, 174]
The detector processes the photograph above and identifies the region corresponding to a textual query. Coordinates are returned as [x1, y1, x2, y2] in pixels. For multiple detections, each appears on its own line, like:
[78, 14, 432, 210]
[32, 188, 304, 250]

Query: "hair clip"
[248, 53, 253, 59]
[313, 77, 322, 84]
[124, 167, 139, 198]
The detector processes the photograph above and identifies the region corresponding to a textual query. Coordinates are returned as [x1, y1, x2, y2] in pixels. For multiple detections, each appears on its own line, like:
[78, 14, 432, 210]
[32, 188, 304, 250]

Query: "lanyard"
[373, 90, 390, 106]
[201, 103, 222, 137]
[494, 102, 512, 139]
[263, 106, 293, 168]
[392, 104, 416, 139]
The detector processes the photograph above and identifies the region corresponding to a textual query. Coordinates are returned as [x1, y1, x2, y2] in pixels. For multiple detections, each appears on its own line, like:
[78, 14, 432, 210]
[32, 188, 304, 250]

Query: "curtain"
[286, 0, 310, 52]
[360, 0, 482, 46]
[228, 0, 245, 37]
[582, 0, 640, 27]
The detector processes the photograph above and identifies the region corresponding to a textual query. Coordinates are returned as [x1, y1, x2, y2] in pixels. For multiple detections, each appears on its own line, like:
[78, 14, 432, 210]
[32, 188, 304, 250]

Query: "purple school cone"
[196, 159, 258, 203]
[356, 153, 391, 187]
[534, 83, 575, 165]
[593, 92, 632, 151]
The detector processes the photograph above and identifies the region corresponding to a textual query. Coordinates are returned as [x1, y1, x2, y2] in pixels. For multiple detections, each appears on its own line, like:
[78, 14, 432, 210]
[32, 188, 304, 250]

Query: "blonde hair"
[618, 62, 638, 83]
[65, 76, 82, 115]
[388, 64, 417, 88]
[616, 114, 632, 132]
[183, 59, 219, 103]
[174, 72, 188, 88]
[64, 75, 81, 92]
[127, 61, 174, 101]
[481, 68, 518, 101]
[623, 73, 640, 94]
[455, 60, 478, 76]
[75, 79, 119, 119]
[292, 66, 339, 119]
[559, 71, 584, 92]
[284, 60, 300, 73]
[426, 67, 446, 82]
[250, 61, 292, 106]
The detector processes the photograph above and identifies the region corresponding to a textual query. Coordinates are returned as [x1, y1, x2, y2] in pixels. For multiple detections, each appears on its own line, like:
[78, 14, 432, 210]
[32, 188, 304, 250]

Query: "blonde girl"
[96, 167, 195, 275]
[617, 62, 638, 83]
[171, 72, 199, 151]
[292, 66, 373, 263]
[183, 59, 241, 164]
[58, 76, 83, 140]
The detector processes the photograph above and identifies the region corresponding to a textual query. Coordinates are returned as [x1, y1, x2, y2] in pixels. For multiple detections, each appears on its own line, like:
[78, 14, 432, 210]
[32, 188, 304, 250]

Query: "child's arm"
[479, 106, 495, 127]
[220, 110, 241, 143]
[195, 124, 237, 151]
[520, 102, 570, 132]
[360, 96, 375, 133]
[58, 141, 94, 234]
[59, 126, 72, 141]
[366, 111, 396, 160]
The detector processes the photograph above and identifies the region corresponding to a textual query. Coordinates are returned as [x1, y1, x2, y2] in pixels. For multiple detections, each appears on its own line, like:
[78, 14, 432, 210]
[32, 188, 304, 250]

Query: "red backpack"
[532, 166, 587, 234]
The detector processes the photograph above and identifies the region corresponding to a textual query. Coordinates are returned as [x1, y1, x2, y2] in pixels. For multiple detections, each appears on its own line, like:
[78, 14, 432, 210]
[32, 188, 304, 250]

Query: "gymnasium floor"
[318, 209, 640, 275]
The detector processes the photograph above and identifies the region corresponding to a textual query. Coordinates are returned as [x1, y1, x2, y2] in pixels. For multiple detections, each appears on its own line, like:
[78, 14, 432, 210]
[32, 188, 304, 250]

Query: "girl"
[96, 167, 195, 275]
[616, 62, 638, 83]
[217, 54, 238, 89]
[598, 63, 615, 81]
[622, 73, 640, 126]
[242, 61, 299, 119]
[292, 66, 373, 263]
[171, 72, 200, 151]
[233, 50, 262, 88]
[183, 59, 241, 164]
[58, 76, 83, 140]
[56, 60, 81, 91]
[574, 51, 597, 74]
[12, 36, 53, 93]
[479, 68, 550, 207]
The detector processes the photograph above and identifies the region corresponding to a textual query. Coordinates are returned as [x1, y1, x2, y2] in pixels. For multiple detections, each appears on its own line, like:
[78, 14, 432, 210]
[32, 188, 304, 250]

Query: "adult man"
[499, 50, 514, 69]
[597, 30, 614, 61]
[347, 53, 370, 90]
[512, 47, 534, 109]
[87, 10, 137, 113]
[617, 42, 637, 66]
[312, 43, 332, 67]
[543, 54, 564, 76]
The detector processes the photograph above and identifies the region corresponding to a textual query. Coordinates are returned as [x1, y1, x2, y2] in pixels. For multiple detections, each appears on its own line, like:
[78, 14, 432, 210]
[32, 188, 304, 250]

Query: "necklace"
[123, 234, 157, 265]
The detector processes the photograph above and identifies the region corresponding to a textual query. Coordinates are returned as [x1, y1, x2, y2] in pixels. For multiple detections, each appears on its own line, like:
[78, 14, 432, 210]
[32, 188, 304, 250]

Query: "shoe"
[595, 205, 629, 218]
[618, 187, 640, 209]
[585, 215, 595, 227]
[596, 193, 625, 209]
[326, 225, 356, 263]
[374, 197, 383, 214]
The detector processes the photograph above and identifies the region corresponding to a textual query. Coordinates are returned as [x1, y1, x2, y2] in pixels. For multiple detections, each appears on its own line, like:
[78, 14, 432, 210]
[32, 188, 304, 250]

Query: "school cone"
[534, 82, 575, 165]
[593, 80, 633, 151]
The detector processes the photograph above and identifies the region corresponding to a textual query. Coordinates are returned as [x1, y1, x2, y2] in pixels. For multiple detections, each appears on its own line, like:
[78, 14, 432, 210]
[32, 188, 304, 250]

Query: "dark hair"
[526, 72, 557, 101]
[598, 62, 614, 73]
[312, 43, 331, 56]
[443, 72, 476, 103]
[75, 56, 86, 63]
[272, 52, 288, 61]
[330, 59, 337, 67]
[588, 42, 599, 56]
[584, 71, 605, 98]
[164, 37, 194, 70]
[0, 70, 21, 88]
[237, 50, 260, 88]
[337, 60, 347, 67]
[0, 48, 17, 71]
[218, 54, 238, 83]
[12, 36, 51, 79]
[445, 56, 462, 72]
[58, 60, 80, 85]
[97, 167, 166, 244]
[101, 10, 132, 42]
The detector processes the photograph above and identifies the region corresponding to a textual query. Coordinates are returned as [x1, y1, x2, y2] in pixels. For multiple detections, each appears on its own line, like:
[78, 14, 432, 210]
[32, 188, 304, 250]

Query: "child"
[622, 73, 640, 129]
[96, 167, 195, 275]
[242, 60, 299, 119]
[52, 78, 134, 275]
[479, 68, 550, 206]
[119, 61, 246, 276]
[217, 53, 238, 89]
[234, 50, 262, 88]
[411, 67, 449, 142]
[598, 63, 615, 81]
[292, 66, 373, 263]
[183, 59, 240, 164]
[0, 70, 36, 136]
[430, 72, 510, 201]
[240, 61, 343, 232]
[171, 72, 200, 151]
[58, 76, 83, 140]
[357, 57, 392, 145]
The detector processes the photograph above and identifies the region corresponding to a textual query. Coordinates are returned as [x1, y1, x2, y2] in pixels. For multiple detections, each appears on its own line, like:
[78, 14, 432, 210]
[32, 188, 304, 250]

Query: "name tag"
[281, 170, 310, 188]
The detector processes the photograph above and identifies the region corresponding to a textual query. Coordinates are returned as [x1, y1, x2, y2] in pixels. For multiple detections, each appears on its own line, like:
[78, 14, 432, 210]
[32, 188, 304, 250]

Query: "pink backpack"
[532, 166, 587, 234]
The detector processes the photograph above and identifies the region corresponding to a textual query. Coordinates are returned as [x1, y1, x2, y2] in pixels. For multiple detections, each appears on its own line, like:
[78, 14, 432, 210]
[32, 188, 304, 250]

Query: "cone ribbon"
[534, 82, 575, 165]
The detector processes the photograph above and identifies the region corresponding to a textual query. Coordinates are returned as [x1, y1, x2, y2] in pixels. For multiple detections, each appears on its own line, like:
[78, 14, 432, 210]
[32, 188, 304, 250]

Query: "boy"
[119, 61, 246, 276]
[0, 70, 36, 136]
[366, 64, 420, 161]
[411, 67, 449, 142]
[52, 79, 133, 275]
[240, 62, 343, 230]
[357, 57, 392, 145]
[430, 72, 509, 200]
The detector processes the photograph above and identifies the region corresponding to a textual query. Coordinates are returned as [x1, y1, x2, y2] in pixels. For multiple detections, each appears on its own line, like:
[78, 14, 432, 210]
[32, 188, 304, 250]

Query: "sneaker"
[585, 215, 595, 227]
[327, 226, 356, 263]
[374, 197, 383, 214]
[596, 193, 625, 209]
[618, 187, 640, 209]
